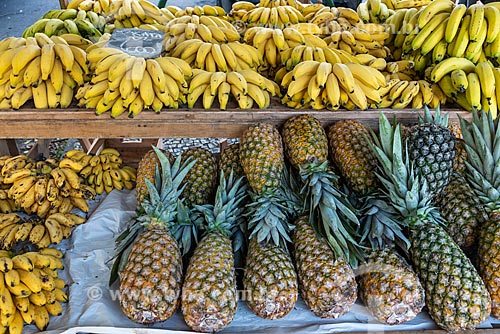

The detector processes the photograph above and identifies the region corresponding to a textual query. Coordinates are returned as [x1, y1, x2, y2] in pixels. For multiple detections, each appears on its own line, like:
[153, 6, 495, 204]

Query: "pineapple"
[433, 171, 488, 257]
[116, 148, 195, 324]
[135, 148, 174, 204]
[369, 113, 490, 332]
[239, 123, 298, 320]
[327, 120, 379, 195]
[459, 110, 500, 318]
[281, 114, 362, 264]
[292, 216, 357, 318]
[181, 172, 247, 332]
[406, 107, 456, 195]
[448, 122, 467, 173]
[220, 143, 244, 179]
[180, 147, 218, 207]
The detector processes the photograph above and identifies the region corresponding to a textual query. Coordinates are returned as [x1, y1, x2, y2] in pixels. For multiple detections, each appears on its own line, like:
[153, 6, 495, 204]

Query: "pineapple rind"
[244, 239, 298, 320]
[182, 232, 236, 332]
[358, 248, 424, 325]
[293, 216, 357, 318]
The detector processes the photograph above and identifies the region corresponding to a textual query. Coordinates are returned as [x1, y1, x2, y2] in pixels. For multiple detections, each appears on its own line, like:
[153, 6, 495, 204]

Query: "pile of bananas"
[0, 212, 85, 249]
[63, 148, 136, 195]
[280, 44, 358, 71]
[0, 154, 94, 216]
[187, 69, 280, 109]
[0, 33, 90, 110]
[388, 0, 500, 65]
[169, 41, 261, 72]
[357, 0, 392, 23]
[172, 5, 226, 17]
[77, 47, 192, 117]
[23, 9, 105, 40]
[0, 248, 68, 332]
[163, 16, 240, 52]
[429, 59, 499, 117]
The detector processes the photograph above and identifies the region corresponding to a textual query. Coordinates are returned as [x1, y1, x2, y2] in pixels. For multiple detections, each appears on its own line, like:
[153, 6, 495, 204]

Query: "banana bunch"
[326, 23, 391, 58]
[389, 0, 430, 10]
[382, 59, 417, 81]
[67, 0, 112, 15]
[435, 60, 499, 117]
[79, 47, 192, 117]
[63, 148, 136, 195]
[258, 0, 304, 10]
[0, 33, 90, 110]
[172, 5, 226, 17]
[163, 17, 240, 53]
[0, 247, 68, 332]
[375, 79, 444, 109]
[0, 154, 94, 217]
[279, 45, 358, 71]
[357, 0, 392, 23]
[169, 40, 261, 72]
[186, 69, 280, 109]
[279, 60, 387, 110]
[23, 10, 104, 40]
[240, 5, 305, 28]
[0, 212, 85, 249]
[354, 53, 388, 70]
[105, 0, 172, 27]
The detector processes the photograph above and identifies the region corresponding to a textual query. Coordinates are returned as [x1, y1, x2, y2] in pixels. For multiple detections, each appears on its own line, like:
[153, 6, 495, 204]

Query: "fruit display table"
[38, 190, 500, 334]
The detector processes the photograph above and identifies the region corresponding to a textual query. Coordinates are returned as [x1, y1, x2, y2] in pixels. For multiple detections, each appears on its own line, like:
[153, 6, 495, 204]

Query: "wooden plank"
[0, 140, 18, 156]
[0, 108, 471, 139]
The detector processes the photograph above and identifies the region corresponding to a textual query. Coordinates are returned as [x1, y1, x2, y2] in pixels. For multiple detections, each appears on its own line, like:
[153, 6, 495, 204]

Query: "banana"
[37, 230, 52, 249]
[50, 168, 67, 189]
[466, 72, 482, 111]
[226, 71, 248, 95]
[332, 63, 356, 94]
[324, 72, 341, 110]
[476, 61, 496, 104]
[11, 44, 41, 76]
[412, 12, 449, 51]
[0, 257, 13, 273]
[468, 2, 485, 42]
[388, 80, 410, 101]
[33, 304, 50, 331]
[28, 224, 45, 245]
[194, 42, 213, 70]
[465, 19, 487, 61]
[418, 0, 454, 28]
[217, 81, 231, 110]
[430, 57, 476, 83]
[445, 4, 467, 43]
[315, 62, 332, 89]
[70, 196, 89, 212]
[450, 69, 468, 93]
[345, 62, 382, 90]
[8, 176, 36, 200]
[484, 5, 500, 43]
[0, 281, 16, 319]
[22, 54, 42, 87]
[12, 255, 33, 273]
[3, 268, 19, 288]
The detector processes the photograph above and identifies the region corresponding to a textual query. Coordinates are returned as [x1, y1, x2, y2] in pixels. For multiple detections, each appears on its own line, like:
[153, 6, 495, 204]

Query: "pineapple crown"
[368, 113, 444, 227]
[459, 110, 500, 213]
[193, 170, 248, 237]
[418, 105, 449, 127]
[246, 187, 293, 249]
[346, 187, 410, 253]
[299, 161, 364, 266]
[139, 146, 196, 228]
[170, 199, 202, 256]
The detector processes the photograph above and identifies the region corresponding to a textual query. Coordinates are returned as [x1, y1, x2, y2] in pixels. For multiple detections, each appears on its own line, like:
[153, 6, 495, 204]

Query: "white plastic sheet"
[22, 189, 500, 334]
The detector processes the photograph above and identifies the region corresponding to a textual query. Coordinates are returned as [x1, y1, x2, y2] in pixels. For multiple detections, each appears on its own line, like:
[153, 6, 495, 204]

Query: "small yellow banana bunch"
[0, 155, 92, 217]
[104, 0, 172, 27]
[357, 0, 392, 23]
[279, 60, 388, 110]
[239, 4, 305, 28]
[0, 247, 68, 332]
[279, 44, 358, 72]
[0, 212, 85, 249]
[169, 40, 261, 73]
[67, 0, 112, 15]
[79, 47, 193, 117]
[163, 16, 240, 53]
[63, 148, 136, 195]
[432, 60, 499, 118]
[187, 69, 280, 110]
[0, 33, 90, 110]
[172, 5, 226, 17]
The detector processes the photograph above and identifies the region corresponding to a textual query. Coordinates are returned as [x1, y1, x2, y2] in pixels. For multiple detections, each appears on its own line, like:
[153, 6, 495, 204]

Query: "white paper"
[22, 190, 500, 334]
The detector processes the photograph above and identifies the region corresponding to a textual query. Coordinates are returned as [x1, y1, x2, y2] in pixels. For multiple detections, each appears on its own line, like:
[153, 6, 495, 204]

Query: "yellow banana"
[418, 0, 454, 28]
[466, 72, 482, 111]
[332, 63, 356, 94]
[430, 57, 476, 83]
[468, 2, 485, 42]
[445, 4, 467, 43]
[476, 61, 496, 104]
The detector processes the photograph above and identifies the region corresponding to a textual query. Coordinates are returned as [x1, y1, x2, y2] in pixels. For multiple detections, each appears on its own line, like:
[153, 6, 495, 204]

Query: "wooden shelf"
[0, 107, 470, 139]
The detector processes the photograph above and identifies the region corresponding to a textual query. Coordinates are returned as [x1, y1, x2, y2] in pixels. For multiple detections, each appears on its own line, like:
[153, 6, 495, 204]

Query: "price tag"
[106, 28, 165, 59]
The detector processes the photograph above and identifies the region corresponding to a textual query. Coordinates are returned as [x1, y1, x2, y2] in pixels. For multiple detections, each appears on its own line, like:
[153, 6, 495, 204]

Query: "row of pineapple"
[112, 107, 500, 333]
[2, 0, 500, 115]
